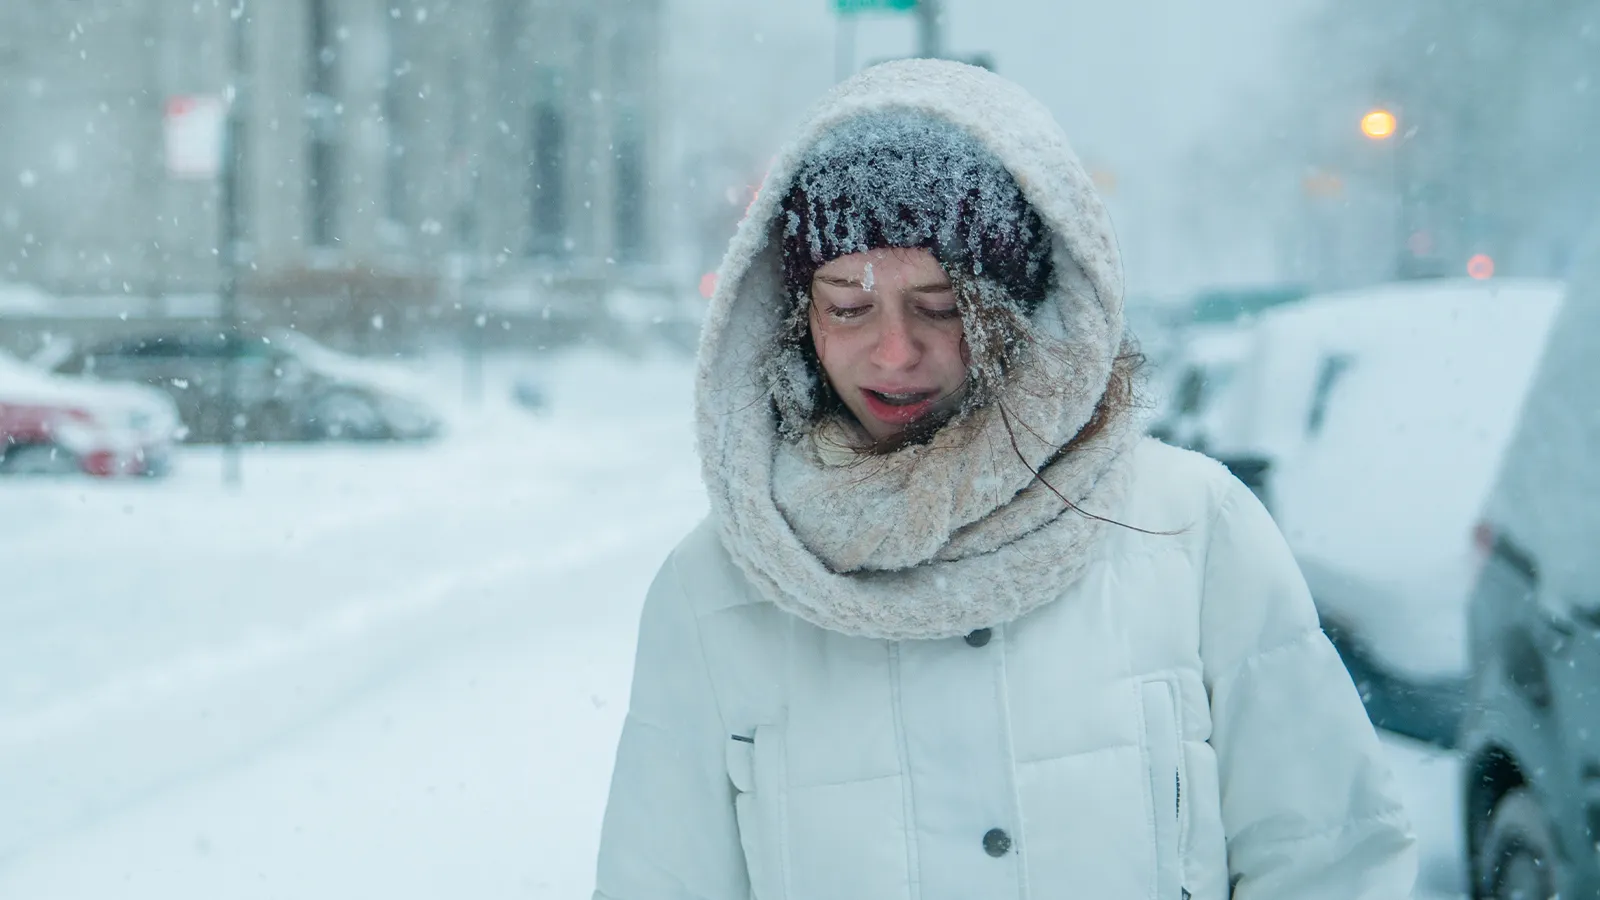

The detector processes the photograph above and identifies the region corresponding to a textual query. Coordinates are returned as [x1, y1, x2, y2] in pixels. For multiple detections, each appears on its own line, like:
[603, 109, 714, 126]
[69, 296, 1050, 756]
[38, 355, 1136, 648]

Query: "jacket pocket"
[1141, 679, 1187, 900]
[727, 725, 788, 900]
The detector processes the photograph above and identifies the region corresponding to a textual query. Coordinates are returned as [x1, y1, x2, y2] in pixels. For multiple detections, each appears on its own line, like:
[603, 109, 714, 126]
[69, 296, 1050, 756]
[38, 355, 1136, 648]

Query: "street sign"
[164, 95, 227, 179]
[835, 0, 916, 13]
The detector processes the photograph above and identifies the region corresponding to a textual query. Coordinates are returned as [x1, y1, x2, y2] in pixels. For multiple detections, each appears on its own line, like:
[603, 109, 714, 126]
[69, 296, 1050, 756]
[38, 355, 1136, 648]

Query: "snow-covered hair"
[767, 109, 1056, 442]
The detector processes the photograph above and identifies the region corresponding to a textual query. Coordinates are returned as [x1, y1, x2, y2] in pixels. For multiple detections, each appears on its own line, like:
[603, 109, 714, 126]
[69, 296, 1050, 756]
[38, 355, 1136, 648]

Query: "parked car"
[1459, 241, 1600, 899]
[0, 351, 179, 477]
[1147, 322, 1255, 455]
[1197, 279, 1564, 747]
[1147, 286, 1310, 494]
[52, 328, 442, 444]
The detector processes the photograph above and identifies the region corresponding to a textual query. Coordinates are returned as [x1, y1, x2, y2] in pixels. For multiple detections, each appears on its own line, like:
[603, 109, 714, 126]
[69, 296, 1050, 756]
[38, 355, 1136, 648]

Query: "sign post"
[832, 0, 942, 81]
[218, 3, 251, 487]
[914, 0, 942, 59]
[834, 10, 856, 82]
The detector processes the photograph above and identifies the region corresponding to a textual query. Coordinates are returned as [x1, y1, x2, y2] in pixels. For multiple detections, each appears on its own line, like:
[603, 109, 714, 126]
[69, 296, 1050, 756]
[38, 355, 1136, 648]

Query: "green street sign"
[834, 0, 917, 13]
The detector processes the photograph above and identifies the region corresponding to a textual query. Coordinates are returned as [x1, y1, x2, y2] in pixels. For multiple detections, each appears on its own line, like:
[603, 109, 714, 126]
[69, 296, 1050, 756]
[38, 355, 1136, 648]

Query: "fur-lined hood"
[694, 59, 1140, 640]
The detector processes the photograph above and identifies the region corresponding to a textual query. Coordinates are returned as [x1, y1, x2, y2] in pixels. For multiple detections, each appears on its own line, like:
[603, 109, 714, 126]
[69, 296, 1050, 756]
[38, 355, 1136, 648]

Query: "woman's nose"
[869, 311, 920, 369]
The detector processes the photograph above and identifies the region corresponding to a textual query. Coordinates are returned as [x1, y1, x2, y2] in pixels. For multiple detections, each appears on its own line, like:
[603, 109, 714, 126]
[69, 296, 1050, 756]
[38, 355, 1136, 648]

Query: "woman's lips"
[860, 388, 937, 424]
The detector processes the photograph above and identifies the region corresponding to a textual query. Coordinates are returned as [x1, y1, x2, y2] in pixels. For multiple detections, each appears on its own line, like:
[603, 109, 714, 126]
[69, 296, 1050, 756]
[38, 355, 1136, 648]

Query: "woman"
[594, 60, 1416, 900]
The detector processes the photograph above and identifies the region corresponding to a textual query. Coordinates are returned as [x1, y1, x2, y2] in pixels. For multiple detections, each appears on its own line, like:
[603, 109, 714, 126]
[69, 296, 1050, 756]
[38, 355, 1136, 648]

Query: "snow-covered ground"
[0, 347, 1467, 898]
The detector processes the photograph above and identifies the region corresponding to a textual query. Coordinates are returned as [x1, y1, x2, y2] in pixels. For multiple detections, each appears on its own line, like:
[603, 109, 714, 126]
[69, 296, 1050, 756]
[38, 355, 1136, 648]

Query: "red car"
[0, 352, 180, 477]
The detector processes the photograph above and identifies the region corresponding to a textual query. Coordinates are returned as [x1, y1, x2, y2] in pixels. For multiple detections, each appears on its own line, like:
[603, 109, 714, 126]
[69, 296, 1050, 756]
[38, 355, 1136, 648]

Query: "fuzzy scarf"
[695, 60, 1141, 640]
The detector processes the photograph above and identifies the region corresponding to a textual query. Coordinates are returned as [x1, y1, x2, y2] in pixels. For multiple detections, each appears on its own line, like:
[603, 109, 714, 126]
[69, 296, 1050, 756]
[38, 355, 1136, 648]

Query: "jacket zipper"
[1178, 770, 1189, 900]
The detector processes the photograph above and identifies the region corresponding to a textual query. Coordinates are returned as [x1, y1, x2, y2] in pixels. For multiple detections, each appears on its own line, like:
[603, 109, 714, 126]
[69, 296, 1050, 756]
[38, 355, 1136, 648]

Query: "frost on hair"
[785, 110, 1051, 289]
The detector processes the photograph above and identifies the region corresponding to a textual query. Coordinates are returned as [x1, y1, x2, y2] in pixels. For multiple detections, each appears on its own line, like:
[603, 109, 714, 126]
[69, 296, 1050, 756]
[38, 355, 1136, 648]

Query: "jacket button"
[964, 628, 992, 647]
[982, 827, 1012, 857]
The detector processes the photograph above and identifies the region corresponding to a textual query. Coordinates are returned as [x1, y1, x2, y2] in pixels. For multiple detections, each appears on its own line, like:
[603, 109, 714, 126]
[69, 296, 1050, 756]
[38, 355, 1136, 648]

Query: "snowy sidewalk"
[0, 351, 704, 892]
[0, 535, 661, 899]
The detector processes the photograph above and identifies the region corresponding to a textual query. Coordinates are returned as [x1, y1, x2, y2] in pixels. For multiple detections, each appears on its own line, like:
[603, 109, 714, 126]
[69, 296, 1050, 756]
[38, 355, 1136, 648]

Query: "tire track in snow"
[0, 507, 691, 753]
[0, 506, 696, 869]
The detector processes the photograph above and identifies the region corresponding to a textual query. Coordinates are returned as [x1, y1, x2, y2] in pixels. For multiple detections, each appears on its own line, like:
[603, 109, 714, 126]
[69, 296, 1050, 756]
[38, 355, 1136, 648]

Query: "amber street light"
[1361, 108, 1398, 140]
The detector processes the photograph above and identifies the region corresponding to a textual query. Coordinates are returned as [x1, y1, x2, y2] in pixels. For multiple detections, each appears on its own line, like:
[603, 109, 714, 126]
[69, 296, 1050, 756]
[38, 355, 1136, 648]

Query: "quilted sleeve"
[1199, 478, 1418, 900]
[593, 551, 750, 900]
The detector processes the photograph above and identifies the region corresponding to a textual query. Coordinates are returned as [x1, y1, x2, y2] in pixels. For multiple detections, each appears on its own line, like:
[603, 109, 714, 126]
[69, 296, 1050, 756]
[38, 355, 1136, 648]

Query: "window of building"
[382, 4, 407, 226]
[613, 116, 646, 263]
[528, 101, 567, 257]
[306, 0, 338, 247]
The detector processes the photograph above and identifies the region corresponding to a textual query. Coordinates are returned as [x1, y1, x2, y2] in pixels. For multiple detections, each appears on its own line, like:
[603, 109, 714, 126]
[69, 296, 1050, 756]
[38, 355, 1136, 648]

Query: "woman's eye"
[920, 305, 961, 320]
[826, 304, 871, 320]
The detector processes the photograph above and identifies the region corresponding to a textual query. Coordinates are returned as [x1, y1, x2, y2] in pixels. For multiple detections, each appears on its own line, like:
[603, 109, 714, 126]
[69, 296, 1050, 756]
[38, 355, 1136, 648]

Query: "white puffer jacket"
[594, 442, 1415, 900]
[595, 59, 1415, 900]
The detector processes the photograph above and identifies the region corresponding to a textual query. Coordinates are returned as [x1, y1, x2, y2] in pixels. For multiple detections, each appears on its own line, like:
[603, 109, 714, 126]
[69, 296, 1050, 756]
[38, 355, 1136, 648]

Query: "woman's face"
[809, 247, 970, 441]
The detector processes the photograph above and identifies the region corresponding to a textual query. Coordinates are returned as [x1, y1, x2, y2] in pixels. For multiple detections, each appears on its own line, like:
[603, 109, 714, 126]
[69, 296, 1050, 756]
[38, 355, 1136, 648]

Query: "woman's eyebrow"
[813, 275, 952, 292]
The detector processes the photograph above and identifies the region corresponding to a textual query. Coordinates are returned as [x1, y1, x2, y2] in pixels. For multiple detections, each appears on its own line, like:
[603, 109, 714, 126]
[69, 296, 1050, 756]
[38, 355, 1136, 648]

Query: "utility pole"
[834, 13, 857, 82]
[914, 0, 943, 59]
[219, 0, 249, 487]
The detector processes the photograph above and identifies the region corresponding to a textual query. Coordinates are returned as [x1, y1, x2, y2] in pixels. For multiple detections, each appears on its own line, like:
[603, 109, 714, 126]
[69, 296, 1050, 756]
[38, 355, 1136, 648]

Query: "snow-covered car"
[1146, 321, 1256, 454]
[1459, 237, 1600, 900]
[52, 328, 442, 444]
[1145, 321, 1274, 499]
[0, 352, 180, 477]
[263, 328, 444, 440]
[1247, 278, 1565, 746]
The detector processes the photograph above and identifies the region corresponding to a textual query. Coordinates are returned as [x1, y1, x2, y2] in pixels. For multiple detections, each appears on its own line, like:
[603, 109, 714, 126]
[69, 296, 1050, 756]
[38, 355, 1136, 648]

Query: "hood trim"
[694, 59, 1139, 640]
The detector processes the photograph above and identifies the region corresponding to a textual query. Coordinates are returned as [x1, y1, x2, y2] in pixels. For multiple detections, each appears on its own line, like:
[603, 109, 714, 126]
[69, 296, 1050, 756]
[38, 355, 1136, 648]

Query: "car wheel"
[0, 444, 81, 476]
[250, 402, 298, 443]
[1476, 788, 1562, 900]
[309, 392, 385, 441]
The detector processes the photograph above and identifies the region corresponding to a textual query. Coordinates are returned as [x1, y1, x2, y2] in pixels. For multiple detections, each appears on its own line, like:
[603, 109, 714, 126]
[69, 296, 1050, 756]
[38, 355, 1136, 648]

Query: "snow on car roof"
[264, 329, 436, 403]
[0, 351, 173, 415]
[1264, 277, 1565, 679]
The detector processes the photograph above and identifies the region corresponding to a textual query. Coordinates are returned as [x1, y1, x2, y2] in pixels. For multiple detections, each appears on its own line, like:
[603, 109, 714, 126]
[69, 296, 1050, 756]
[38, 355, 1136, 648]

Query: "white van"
[1459, 232, 1600, 899]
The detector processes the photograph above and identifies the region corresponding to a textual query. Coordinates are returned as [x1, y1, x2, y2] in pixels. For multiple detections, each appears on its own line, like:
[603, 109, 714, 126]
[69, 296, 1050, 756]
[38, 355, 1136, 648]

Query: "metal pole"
[145, 1, 168, 318]
[1392, 140, 1405, 279]
[463, 260, 484, 405]
[835, 13, 857, 82]
[219, 1, 248, 486]
[914, 0, 943, 59]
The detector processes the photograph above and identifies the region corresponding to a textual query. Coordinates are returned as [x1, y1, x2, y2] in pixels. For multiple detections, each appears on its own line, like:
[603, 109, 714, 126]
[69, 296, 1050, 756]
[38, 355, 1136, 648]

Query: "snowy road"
[0, 350, 1467, 898]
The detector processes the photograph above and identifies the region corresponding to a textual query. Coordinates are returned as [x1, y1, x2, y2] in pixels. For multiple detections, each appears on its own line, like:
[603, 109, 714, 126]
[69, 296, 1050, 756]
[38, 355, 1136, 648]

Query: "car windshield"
[1, 3, 1594, 899]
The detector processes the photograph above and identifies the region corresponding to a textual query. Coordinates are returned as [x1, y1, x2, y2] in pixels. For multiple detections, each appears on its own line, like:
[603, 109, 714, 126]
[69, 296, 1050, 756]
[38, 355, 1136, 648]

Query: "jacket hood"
[698, 58, 1123, 413]
[694, 59, 1139, 640]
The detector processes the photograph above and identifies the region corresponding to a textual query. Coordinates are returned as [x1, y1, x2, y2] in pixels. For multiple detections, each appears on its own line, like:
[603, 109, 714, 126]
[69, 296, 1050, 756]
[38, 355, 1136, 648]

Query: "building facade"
[0, 0, 664, 298]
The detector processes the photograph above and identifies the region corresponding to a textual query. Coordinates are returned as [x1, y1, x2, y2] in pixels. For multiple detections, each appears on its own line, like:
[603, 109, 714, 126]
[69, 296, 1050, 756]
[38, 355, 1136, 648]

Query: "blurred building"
[0, 0, 664, 303]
